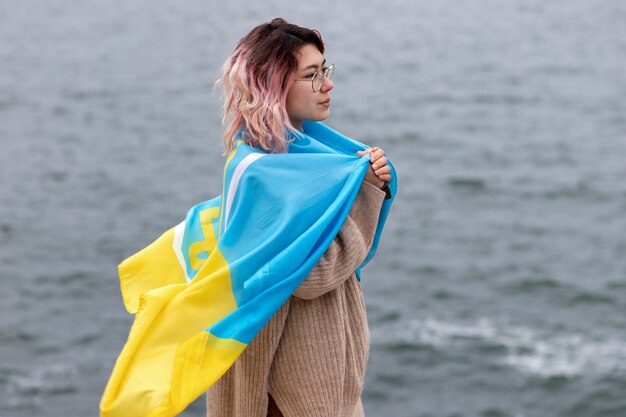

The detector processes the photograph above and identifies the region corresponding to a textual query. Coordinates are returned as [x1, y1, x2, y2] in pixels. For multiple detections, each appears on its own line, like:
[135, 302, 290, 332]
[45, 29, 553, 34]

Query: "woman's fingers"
[357, 147, 392, 179]
[356, 146, 393, 186]
[375, 166, 392, 182]
[357, 147, 385, 158]
[372, 156, 388, 170]
[378, 173, 392, 182]
[374, 165, 390, 176]
[370, 148, 385, 163]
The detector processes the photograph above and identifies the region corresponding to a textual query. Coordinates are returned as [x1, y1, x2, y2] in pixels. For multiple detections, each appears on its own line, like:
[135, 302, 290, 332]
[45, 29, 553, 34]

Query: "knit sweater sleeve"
[293, 181, 387, 300]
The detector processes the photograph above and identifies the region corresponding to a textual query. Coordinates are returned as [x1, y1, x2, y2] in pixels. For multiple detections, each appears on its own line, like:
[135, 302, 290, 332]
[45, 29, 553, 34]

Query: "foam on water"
[373, 317, 626, 379]
[2, 362, 79, 409]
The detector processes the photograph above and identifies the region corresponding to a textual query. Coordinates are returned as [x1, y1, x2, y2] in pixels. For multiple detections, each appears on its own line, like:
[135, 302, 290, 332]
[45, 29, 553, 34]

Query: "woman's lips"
[319, 98, 331, 107]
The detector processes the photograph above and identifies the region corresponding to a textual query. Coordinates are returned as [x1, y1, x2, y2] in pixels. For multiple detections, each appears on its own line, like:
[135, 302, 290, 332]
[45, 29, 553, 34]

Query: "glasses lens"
[312, 72, 323, 92]
[325, 64, 335, 81]
[312, 64, 335, 92]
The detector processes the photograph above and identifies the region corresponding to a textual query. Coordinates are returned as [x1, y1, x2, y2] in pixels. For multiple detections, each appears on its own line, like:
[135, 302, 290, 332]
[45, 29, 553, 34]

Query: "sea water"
[1, 1, 625, 416]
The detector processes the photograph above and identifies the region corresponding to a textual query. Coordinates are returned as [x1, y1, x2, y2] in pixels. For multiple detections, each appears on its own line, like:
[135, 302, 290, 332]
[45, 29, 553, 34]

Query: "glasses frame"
[294, 63, 335, 92]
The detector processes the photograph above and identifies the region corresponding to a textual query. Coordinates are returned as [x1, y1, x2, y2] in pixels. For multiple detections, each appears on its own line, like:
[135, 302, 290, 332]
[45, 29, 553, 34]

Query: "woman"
[207, 18, 393, 417]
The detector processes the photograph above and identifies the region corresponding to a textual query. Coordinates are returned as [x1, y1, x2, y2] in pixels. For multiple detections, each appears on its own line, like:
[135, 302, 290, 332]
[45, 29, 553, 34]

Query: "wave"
[372, 317, 626, 378]
[1, 362, 79, 410]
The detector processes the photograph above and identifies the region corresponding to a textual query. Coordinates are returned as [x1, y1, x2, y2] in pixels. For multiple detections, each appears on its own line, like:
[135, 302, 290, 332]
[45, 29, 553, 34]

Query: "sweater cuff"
[381, 183, 393, 199]
[359, 181, 388, 204]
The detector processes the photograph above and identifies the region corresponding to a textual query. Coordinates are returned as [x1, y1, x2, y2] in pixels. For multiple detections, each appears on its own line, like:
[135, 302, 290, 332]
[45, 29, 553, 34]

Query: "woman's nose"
[320, 76, 334, 92]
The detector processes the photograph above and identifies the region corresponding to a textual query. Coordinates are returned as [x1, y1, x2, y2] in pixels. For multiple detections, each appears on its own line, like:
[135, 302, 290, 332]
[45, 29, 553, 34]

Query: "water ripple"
[372, 317, 626, 379]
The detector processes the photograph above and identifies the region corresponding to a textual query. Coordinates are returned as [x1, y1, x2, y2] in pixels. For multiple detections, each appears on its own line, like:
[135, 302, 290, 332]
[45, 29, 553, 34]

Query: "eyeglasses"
[294, 63, 335, 92]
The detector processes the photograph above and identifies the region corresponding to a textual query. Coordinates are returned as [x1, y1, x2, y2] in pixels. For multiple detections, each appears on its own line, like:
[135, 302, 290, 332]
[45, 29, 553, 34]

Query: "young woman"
[206, 18, 393, 417]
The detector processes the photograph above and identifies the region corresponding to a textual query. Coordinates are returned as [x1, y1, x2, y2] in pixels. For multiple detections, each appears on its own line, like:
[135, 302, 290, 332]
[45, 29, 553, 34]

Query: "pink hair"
[218, 18, 324, 154]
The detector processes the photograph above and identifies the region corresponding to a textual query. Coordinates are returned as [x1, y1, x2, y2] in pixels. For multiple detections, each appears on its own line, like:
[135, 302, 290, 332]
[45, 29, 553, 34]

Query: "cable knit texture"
[206, 181, 386, 417]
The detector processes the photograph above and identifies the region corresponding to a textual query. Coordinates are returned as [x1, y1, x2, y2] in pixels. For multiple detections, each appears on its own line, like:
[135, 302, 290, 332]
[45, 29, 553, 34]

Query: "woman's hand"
[356, 147, 392, 188]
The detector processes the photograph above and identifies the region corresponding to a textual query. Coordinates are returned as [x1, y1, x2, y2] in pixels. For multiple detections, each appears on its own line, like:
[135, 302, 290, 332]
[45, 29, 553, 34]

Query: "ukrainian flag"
[100, 121, 397, 417]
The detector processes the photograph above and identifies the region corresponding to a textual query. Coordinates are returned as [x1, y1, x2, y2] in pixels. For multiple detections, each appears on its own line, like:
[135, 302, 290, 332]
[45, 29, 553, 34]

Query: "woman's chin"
[315, 110, 330, 121]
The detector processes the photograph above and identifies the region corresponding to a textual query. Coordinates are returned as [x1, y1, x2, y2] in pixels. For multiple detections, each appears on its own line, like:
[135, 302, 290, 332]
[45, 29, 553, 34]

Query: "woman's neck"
[290, 118, 303, 131]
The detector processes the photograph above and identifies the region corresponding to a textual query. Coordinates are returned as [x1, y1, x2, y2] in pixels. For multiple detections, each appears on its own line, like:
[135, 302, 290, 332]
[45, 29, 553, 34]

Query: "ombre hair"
[219, 18, 325, 154]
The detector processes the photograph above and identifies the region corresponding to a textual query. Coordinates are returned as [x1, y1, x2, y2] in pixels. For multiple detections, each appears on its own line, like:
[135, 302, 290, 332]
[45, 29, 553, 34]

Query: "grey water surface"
[1, 1, 625, 416]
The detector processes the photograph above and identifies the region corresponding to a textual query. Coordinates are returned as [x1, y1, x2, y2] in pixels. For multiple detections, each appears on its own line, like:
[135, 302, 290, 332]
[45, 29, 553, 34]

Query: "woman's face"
[286, 44, 334, 130]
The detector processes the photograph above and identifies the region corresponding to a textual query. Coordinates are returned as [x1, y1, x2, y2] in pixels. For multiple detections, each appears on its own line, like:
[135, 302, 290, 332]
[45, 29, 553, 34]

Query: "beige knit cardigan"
[206, 181, 387, 417]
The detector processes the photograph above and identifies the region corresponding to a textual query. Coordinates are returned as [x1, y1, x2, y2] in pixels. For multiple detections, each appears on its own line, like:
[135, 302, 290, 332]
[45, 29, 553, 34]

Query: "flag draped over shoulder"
[100, 121, 397, 417]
